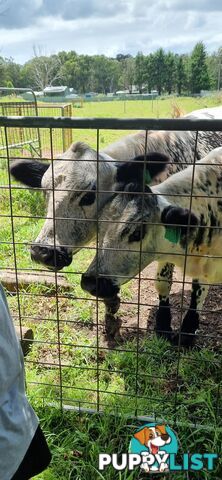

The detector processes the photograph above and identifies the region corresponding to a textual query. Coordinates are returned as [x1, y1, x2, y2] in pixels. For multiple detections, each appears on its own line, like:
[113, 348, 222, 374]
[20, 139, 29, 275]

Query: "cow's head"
[81, 153, 198, 298]
[10, 142, 116, 270]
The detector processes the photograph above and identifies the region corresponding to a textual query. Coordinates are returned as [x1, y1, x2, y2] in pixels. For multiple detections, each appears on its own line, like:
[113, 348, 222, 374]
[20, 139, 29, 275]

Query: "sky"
[0, 0, 222, 64]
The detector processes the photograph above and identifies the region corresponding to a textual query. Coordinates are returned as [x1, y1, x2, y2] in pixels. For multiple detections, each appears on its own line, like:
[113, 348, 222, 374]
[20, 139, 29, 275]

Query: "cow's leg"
[154, 262, 174, 341]
[173, 279, 208, 347]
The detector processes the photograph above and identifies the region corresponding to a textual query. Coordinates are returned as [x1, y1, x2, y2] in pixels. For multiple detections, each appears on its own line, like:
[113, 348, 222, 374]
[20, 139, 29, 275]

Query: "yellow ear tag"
[165, 227, 181, 244]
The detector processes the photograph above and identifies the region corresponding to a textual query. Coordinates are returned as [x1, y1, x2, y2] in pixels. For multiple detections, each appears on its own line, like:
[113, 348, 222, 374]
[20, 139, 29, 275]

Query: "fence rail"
[0, 116, 222, 130]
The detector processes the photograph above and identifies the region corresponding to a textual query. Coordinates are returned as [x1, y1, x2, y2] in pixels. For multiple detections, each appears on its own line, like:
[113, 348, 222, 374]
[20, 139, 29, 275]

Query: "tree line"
[0, 42, 221, 95]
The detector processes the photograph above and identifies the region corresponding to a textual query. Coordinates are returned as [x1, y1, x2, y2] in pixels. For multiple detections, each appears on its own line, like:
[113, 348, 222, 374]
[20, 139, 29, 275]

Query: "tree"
[5, 58, 21, 87]
[75, 55, 93, 93]
[21, 54, 64, 90]
[217, 47, 222, 91]
[91, 56, 120, 94]
[164, 52, 176, 94]
[152, 49, 166, 95]
[206, 47, 222, 90]
[0, 57, 7, 86]
[106, 60, 121, 93]
[175, 55, 187, 95]
[190, 42, 210, 94]
[134, 52, 146, 93]
[1, 45, 218, 96]
[116, 53, 132, 62]
[121, 57, 135, 93]
[5, 80, 14, 88]
[60, 52, 79, 88]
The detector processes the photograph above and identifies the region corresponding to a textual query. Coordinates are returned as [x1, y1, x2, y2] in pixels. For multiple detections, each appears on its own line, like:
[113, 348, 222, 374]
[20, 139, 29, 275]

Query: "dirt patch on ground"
[111, 262, 222, 350]
[12, 261, 222, 355]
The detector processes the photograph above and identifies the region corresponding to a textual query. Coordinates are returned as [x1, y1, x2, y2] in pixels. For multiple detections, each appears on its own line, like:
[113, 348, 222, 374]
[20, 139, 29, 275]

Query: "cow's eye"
[128, 224, 146, 243]
[79, 190, 96, 206]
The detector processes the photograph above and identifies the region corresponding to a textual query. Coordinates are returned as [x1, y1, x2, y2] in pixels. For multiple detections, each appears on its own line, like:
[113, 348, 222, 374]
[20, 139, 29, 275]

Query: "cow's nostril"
[30, 245, 54, 262]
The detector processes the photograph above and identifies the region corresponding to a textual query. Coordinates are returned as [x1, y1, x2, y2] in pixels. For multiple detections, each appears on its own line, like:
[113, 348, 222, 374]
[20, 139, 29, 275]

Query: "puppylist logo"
[99, 423, 218, 474]
[130, 423, 177, 473]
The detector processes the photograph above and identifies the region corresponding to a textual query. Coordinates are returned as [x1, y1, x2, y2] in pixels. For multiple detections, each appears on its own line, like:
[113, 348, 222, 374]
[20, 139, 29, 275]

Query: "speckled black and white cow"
[81, 147, 222, 346]
[10, 107, 222, 340]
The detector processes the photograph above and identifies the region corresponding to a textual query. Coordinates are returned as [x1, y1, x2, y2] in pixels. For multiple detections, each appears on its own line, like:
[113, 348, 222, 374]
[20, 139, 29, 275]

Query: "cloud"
[0, 0, 41, 28]
[42, 0, 128, 20]
[0, 0, 128, 28]
[162, 0, 222, 11]
[0, 0, 221, 63]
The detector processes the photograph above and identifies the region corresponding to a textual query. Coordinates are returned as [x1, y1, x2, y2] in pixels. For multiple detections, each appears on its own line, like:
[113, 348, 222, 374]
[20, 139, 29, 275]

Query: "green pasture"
[70, 94, 222, 149]
[1, 93, 222, 153]
[75, 94, 221, 118]
[0, 96, 221, 479]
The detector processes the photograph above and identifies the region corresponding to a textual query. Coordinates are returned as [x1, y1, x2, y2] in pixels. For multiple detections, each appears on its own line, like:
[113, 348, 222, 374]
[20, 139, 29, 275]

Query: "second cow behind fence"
[82, 147, 222, 347]
[10, 107, 222, 344]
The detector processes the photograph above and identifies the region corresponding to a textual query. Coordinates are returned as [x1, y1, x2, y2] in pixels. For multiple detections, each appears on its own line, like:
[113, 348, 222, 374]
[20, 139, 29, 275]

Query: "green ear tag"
[145, 170, 152, 185]
[165, 227, 181, 244]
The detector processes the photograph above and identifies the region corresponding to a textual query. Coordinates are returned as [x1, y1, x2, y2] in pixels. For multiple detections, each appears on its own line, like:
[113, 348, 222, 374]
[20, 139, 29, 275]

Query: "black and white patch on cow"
[82, 147, 222, 346]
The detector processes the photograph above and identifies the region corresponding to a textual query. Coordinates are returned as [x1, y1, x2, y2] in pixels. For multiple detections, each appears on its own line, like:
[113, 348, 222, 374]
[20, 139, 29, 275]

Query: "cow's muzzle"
[81, 274, 119, 298]
[30, 244, 72, 270]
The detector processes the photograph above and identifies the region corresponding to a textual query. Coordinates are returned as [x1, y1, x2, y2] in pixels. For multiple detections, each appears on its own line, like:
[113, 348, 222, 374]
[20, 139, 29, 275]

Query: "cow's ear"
[10, 159, 50, 188]
[116, 152, 169, 186]
[161, 206, 198, 244]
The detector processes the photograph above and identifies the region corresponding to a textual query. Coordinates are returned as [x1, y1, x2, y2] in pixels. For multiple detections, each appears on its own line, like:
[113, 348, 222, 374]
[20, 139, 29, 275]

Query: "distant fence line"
[21, 92, 220, 104]
[22, 93, 158, 103]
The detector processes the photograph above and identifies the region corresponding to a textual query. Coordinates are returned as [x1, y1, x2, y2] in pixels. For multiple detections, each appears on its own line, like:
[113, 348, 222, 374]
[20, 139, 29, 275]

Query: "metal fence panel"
[0, 89, 73, 158]
[0, 116, 221, 431]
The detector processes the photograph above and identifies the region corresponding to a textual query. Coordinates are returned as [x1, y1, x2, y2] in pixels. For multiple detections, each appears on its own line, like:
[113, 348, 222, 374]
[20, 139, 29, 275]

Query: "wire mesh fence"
[0, 115, 221, 431]
[0, 88, 41, 158]
[37, 103, 72, 154]
[0, 88, 73, 161]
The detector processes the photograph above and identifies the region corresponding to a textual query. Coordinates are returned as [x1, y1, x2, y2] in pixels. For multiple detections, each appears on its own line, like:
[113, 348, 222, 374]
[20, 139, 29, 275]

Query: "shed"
[43, 86, 69, 97]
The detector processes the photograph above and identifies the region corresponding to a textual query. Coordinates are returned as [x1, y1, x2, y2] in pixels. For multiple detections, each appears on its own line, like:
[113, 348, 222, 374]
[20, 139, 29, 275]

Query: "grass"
[32, 407, 222, 480]
[0, 96, 222, 479]
[1, 93, 222, 155]
[68, 93, 222, 149]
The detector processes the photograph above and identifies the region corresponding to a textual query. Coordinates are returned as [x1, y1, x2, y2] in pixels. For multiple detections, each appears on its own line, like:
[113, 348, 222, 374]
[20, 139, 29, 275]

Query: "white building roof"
[43, 86, 68, 94]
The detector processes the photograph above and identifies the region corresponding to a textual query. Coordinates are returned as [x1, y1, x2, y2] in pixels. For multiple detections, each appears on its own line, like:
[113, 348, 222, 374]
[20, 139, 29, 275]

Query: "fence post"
[61, 104, 72, 151]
